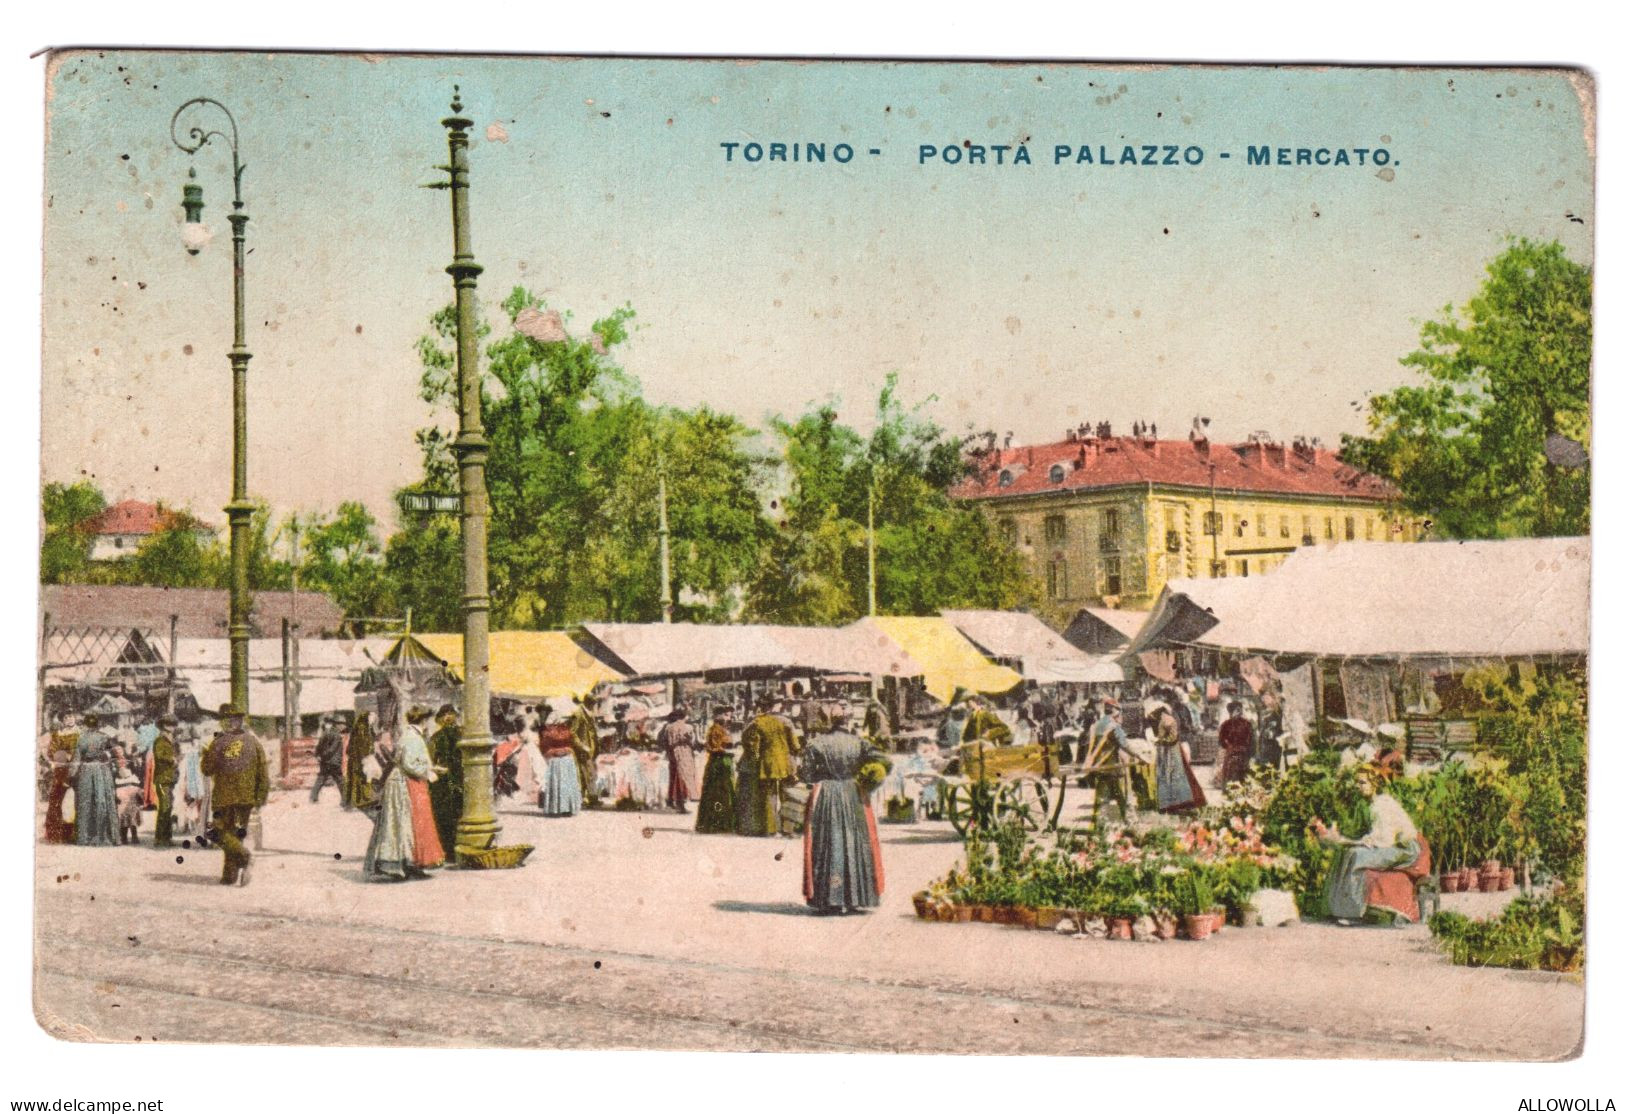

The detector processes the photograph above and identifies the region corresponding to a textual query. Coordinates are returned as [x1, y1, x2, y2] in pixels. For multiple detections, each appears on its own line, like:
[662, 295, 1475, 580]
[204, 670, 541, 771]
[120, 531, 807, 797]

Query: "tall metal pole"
[867, 482, 877, 617]
[171, 98, 252, 715]
[658, 468, 673, 623]
[440, 88, 499, 854]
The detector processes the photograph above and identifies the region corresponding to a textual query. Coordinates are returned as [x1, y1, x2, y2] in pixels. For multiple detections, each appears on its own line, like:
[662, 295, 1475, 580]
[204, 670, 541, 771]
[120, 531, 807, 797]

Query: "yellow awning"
[399, 631, 623, 699]
[860, 616, 1022, 704]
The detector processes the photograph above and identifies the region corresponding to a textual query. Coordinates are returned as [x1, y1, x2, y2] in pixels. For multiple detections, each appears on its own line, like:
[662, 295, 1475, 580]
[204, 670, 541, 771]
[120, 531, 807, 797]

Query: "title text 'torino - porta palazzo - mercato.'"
[718, 140, 1398, 168]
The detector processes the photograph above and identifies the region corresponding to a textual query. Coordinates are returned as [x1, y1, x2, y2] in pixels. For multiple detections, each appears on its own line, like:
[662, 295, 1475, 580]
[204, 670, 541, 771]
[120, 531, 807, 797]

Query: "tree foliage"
[747, 373, 1037, 623]
[1341, 238, 1591, 538]
[39, 480, 106, 582]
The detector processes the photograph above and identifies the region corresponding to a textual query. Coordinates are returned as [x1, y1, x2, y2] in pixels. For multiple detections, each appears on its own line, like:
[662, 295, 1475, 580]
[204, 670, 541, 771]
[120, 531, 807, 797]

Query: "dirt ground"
[31, 791, 1584, 1059]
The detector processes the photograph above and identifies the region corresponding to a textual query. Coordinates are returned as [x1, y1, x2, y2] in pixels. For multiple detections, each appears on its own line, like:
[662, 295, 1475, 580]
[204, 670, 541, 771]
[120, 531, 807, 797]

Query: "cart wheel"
[994, 777, 1053, 831]
[945, 784, 973, 836]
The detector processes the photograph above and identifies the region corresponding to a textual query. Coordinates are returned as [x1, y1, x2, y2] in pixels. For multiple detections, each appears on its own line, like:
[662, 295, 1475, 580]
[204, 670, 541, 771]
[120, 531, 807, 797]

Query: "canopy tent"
[172, 637, 394, 716]
[575, 622, 920, 681]
[405, 631, 625, 700]
[852, 616, 1022, 703]
[941, 608, 1121, 684]
[1127, 538, 1590, 660]
[1063, 606, 1149, 655]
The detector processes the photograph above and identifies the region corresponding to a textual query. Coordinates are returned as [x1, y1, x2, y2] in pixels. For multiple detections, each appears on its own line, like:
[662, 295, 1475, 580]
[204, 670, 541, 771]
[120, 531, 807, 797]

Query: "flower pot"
[972, 904, 994, 923]
[1208, 908, 1228, 933]
[1440, 871, 1461, 894]
[1181, 913, 1213, 941]
[1106, 915, 1135, 941]
[1477, 870, 1499, 893]
[1497, 868, 1515, 892]
[1153, 912, 1180, 940]
[947, 905, 972, 923]
[1480, 859, 1501, 876]
[1459, 867, 1479, 892]
[1013, 906, 1040, 930]
[912, 892, 933, 919]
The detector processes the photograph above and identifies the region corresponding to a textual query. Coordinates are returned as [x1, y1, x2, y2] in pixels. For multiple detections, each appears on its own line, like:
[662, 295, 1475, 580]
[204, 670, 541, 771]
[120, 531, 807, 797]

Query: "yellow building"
[951, 430, 1419, 622]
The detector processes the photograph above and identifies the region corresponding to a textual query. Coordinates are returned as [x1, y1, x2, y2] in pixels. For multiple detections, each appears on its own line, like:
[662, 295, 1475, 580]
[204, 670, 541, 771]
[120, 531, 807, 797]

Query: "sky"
[40, 53, 1594, 531]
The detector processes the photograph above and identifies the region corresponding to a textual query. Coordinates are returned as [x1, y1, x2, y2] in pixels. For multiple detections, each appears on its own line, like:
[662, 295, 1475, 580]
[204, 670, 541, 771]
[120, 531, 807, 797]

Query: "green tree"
[1342, 238, 1591, 538]
[400, 289, 772, 629]
[39, 480, 106, 582]
[128, 521, 216, 588]
[299, 502, 393, 622]
[749, 373, 1036, 623]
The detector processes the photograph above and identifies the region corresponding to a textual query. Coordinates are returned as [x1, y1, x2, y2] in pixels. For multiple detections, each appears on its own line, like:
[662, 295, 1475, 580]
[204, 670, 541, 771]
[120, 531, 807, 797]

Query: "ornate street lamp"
[432, 87, 500, 855]
[170, 97, 252, 714]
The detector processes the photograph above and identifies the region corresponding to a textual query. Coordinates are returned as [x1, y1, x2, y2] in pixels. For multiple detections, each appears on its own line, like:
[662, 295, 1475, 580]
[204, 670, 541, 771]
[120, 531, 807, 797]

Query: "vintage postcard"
[32, 51, 1593, 1061]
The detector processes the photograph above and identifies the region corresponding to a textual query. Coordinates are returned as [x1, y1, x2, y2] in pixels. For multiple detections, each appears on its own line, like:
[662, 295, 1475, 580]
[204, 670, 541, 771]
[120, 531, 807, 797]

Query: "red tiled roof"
[81, 499, 210, 537]
[951, 437, 1395, 502]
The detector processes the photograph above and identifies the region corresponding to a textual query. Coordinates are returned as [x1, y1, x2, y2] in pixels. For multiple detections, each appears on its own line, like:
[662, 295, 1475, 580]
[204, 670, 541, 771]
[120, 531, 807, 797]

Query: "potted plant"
[1174, 868, 1217, 941]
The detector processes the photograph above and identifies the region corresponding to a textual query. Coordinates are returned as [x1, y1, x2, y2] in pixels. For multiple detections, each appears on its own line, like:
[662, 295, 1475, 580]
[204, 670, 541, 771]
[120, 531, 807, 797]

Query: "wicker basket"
[457, 843, 534, 870]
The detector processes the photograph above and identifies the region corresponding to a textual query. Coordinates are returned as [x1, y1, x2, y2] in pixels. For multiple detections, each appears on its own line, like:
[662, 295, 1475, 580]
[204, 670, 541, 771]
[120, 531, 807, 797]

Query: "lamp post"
[434, 88, 500, 854]
[171, 97, 252, 714]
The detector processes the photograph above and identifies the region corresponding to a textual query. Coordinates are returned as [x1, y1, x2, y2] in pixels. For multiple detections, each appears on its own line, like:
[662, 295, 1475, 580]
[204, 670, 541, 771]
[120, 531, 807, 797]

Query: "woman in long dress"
[365, 708, 441, 880]
[71, 714, 119, 847]
[1318, 762, 1424, 923]
[801, 706, 890, 914]
[540, 710, 583, 817]
[696, 710, 737, 833]
[1150, 702, 1205, 813]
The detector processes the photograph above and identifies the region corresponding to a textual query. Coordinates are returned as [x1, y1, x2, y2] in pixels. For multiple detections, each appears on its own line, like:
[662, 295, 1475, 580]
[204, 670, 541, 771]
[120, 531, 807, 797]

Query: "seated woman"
[1314, 759, 1424, 924]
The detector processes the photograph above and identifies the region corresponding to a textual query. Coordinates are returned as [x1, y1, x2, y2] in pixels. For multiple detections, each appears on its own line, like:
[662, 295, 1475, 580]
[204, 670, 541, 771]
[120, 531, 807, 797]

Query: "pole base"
[453, 818, 501, 856]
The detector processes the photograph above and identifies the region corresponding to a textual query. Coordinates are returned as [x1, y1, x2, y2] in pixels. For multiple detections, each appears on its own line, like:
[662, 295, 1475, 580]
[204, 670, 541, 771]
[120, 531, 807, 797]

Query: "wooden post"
[167, 614, 179, 716]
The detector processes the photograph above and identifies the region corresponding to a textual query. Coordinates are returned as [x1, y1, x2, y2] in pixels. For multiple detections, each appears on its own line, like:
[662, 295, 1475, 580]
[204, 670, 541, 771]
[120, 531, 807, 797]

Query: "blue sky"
[41, 52, 1593, 528]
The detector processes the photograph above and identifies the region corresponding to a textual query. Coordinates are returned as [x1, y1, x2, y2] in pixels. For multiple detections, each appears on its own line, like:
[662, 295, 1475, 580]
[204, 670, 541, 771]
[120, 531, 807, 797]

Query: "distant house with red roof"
[81, 499, 215, 562]
[950, 425, 1419, 617]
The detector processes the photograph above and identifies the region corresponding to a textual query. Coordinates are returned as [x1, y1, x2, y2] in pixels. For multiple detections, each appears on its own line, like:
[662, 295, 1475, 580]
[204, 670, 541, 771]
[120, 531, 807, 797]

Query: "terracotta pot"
[947, 905, 972, 923]
[1459, 868, 1479, 892]
[1208, 908, 1228, 933]
[1181, 913, 1213, 941]
[1106, 915, 1135, 941]
[1153, 913, 1180, 940]
[912, 892, 933, 919]
[1498, 868, 1515, 892]
[1477, 870, 1499, 893]
[1480, 859, 1502, 876]
[1440, 871, 1461, 894]
[1012, 906, 1040, 929]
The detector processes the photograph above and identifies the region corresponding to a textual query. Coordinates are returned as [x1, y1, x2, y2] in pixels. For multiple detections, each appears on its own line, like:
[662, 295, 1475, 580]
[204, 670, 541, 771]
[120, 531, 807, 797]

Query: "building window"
[1209, 561, 1226, 578]
[999, 518, 1018, 546]
[997, 470, 1014, 488]
[1344, 515, 1356, 541]
[114, 537, 124, 549]
[1202, 511, 1222, 535]
[1256, 513, 1266, 538]
[1234, 516, 1246, 538]
[1044, 514, 1067, 543]
[1103, 556, 1122, 596]
[1100, 508, 1120, 552]
[1280, 516, 1291, 539]
[1048, 463, 1066, 484]
[1237, 559, 1250, 577]
[1047, 557, 1068, 599]
[1365, 516, 1375, 540]
[1323, 516, 1334, 539]
[1165, 529, 1182, 553]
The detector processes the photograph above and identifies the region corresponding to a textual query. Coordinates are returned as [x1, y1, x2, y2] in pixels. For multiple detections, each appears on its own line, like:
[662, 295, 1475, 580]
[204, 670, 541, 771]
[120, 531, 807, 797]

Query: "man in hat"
[427, 705, 462, 850]
[741, 696, 799, 836]
[962, 696, 1012, 747]
[1082, 698, 1136, 826]
[659, 704, 699, 814]
[151, 715, 181, 848]
[201, 705, 269, 886]
[310, 715, 347, 804]
[568, 694, 599, 804]
[1218, 700, 1255, 786]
